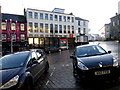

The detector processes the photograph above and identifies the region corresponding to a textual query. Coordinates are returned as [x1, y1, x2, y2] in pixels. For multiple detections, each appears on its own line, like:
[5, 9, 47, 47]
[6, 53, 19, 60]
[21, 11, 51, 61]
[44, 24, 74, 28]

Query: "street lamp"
[9, 19, 13, 53]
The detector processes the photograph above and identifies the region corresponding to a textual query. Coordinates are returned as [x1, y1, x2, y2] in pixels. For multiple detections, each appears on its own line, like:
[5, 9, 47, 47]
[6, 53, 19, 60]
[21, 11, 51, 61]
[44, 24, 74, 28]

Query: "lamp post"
[10, 19, 13, 53]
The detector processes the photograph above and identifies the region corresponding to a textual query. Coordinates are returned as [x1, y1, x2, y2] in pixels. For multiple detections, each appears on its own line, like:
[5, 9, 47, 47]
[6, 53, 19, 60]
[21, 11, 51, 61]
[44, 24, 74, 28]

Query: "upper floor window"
[34, 23, 38, 32]
[40, 23, 44, 33]
[67, 17, 70, 22]
[50, 24, 53, 33]
[40, 13, 43, 19]
[20, 24, 25, 31]
[83, 28, 86, 34]
[28, 22, 33, 32]
[59, 16, 62, 21]
[20, 34, 25, 40]
[112, 22, 115, 26]
[72, 26, 74, 34]
[83, 21, 86, 26]
[50, 14, 53, 20]
[1, 23, 7, 30]
[55, 24, 58, 33]
[78, 21, 80, 26]
[54, 15, 58, 21]
[78, 28, 81, 33]
[34, 12, 38, 19]
[45, 14, 48, 20]
[11, 34, 16, 40]
[59, 25, 62, 33]
[64, 25, 66, 33]
[11, 23, 16, 30]
[63, 16, 66, 22]
[28, 12, 33, 18]
[45, 24, 49, 33]
[68, 25, 70, 33]
[2, 34, 7, 40]
[72, 17, 74, 22]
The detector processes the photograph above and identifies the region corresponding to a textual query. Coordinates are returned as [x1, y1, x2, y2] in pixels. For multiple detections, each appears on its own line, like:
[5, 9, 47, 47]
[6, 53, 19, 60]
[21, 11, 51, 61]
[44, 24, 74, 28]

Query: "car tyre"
[23, 79, 33, 90]
[44, 62, 49, 74]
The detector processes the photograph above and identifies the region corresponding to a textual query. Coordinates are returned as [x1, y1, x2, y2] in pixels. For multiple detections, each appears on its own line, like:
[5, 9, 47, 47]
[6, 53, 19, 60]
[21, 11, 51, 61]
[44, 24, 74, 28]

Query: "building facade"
[75, 17, 89, 45]
[110, 14, 120, 41]
[105, 24, 111, 40]
[0, 6, 2, 57]
[1, 13, 28, 55]
[118, 1, 120, 14]
[25, 8, 75, 49]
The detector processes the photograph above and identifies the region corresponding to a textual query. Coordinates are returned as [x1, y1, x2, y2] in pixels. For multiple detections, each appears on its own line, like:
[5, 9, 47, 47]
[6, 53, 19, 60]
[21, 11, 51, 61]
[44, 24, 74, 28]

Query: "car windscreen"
[76, 45, 107, 57]
[0, 51, 29, 70]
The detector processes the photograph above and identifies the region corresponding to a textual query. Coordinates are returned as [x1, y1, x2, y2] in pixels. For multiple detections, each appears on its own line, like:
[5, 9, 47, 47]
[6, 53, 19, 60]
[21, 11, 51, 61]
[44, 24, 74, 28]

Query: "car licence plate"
[95, 70, 110, 75]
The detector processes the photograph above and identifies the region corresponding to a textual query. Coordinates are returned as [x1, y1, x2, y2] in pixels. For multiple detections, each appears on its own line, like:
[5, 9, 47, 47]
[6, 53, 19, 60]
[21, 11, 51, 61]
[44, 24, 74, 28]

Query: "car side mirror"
[33, 60, 38, 64]
[108, 51, 111, 54]
[70, 55, 75, 59]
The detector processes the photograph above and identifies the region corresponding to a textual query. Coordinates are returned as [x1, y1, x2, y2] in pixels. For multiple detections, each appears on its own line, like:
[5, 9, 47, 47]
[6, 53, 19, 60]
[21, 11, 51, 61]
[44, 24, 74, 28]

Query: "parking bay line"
[46, 80, 49, 85]
[50, 72, 53, 76]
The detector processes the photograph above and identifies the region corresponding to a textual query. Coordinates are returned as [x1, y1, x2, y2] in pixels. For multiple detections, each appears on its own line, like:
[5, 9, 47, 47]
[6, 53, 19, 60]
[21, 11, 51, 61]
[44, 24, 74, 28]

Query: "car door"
[36, 50, 46, 73]
[27, 52, 41, 81]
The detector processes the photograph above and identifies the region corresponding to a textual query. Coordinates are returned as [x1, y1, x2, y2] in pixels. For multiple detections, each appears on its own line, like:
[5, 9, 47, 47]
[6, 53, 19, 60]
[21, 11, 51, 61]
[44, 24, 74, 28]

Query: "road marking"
[46, 80, 49, 85]
[66, 64, 69, 66]
[50, 72, 53, 76]
[54, 67, 55, 70]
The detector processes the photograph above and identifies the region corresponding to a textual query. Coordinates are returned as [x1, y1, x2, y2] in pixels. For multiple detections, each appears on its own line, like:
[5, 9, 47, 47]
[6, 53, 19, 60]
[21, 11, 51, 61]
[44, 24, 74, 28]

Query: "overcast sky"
[0, 0, 120, 34]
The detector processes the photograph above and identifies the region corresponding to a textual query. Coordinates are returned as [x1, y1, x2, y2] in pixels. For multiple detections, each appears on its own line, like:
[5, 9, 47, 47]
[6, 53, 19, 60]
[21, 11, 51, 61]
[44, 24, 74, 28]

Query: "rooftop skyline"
[0, 0, 119, 34]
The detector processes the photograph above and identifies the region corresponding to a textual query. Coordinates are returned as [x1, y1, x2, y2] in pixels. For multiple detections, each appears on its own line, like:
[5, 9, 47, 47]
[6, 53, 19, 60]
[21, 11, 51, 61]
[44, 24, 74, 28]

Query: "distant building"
[118, 1, 120, 14]
[24, 8, 75, 49]
[1, 13, 28, 55]
[0, 6, 2, 57]
[105, 24, 111, 40]
[110, 14, 120, 40]
[75, 17, 89, 45]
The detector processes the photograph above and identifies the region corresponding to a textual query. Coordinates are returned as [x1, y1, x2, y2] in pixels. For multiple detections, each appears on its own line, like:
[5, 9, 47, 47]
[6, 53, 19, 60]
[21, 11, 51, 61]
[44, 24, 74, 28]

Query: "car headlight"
[113, 57, 119, 67]
[77, 60, 89, 70]
[0, 75, 19, 89]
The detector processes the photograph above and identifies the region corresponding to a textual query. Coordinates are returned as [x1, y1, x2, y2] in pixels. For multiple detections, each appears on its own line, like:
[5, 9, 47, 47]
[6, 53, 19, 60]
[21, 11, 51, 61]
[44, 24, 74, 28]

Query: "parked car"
[0, 49, 49, 90]
[45, 46, 61, 53]
[70, 44, 120, 81]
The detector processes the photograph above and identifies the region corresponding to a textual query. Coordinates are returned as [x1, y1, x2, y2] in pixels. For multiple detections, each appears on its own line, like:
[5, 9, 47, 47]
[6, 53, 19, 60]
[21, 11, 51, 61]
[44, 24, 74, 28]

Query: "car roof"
[76, 44, 99, 49]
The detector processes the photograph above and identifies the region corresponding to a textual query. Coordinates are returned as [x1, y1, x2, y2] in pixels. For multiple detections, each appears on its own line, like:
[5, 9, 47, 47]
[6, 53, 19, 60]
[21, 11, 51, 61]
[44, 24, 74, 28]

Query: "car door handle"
[38, 58, 44, 63]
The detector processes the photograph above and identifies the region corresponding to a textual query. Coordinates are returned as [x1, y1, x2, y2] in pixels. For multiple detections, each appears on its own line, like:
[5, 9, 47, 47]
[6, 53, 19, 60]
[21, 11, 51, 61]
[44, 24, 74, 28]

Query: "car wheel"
[73, 63, 79, 77]
[44, 62, 49, 73]
[23, 79, 33, 90]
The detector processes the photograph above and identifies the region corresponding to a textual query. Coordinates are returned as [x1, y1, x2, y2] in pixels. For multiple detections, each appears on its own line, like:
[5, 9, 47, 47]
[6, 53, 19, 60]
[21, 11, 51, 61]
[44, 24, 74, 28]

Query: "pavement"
[34, 41, 120, 90]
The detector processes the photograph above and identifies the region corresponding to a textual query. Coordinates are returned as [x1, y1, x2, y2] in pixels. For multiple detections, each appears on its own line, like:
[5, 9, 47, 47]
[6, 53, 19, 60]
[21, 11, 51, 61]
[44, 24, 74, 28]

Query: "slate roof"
[75, 17, 89, 21]
[2, 13, 26, 22]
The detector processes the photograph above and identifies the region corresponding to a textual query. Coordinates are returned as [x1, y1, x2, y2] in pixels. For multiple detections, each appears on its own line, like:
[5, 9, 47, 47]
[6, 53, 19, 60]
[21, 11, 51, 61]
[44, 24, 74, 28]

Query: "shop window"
[34, 38, 39, 44]
[28, 38, 33, 44]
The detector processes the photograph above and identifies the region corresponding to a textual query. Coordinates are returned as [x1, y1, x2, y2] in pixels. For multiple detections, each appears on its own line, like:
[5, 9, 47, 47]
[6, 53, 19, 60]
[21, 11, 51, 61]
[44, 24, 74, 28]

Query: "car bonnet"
[77, 54, 113, 69]
[0, 67, 23, 85]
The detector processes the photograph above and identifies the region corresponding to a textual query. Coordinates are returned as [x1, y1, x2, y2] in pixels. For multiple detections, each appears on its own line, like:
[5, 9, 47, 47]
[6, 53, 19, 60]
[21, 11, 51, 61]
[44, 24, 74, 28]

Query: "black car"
[0, 49, 49, 90]
[70, 45, 120, 81]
